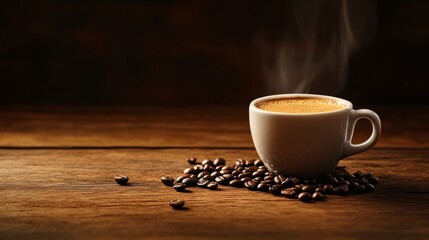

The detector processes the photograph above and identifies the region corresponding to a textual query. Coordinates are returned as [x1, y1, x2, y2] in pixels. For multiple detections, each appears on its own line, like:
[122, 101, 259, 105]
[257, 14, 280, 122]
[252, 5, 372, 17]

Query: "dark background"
[0, 0, 428, 106]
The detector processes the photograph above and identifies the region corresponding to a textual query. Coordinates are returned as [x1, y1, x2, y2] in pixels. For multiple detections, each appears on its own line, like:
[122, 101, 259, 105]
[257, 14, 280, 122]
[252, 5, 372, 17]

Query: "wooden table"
[1, 105, 428, 240]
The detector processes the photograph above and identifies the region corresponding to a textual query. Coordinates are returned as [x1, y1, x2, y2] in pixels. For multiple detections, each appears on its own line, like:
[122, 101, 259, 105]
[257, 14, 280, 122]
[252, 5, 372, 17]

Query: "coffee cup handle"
[341, 109, 381, 159]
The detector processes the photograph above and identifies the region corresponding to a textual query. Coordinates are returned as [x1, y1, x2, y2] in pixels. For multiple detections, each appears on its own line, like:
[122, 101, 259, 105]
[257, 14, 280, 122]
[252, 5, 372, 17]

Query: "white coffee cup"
[249, 94, 381, 179]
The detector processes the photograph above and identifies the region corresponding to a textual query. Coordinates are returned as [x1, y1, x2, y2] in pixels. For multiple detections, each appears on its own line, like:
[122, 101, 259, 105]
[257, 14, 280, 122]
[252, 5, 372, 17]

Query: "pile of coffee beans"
[161, 157, 379, 203]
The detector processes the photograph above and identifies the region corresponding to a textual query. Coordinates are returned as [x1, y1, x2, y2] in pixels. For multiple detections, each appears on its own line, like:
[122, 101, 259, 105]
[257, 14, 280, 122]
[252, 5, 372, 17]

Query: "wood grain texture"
[1, 148, 429, 240]
[0, 106, 428, 148]
[0, 106, 428, 240]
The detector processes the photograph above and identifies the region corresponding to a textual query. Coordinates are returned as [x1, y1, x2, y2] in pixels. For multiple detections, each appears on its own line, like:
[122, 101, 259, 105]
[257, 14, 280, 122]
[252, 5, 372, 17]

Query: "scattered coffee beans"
[187, 157, 197, 165]
[197, 178, 210, 188]
[161, 176, 175, 186]
[302, 185, 317, 194]
[169, 199, 185, 209]
[298, 192, 312, 202]
[312, 192, 324, 201]
[213, 158, 226, 166]
[269, 184, 284, 196]
[229, 179, 244, 188]
[182, 177, 198, 187]
[114, 175, 129, 185]
[173, 183, 187, 192]
[207, 181, 219, 190]
[163, 157, 380, 204]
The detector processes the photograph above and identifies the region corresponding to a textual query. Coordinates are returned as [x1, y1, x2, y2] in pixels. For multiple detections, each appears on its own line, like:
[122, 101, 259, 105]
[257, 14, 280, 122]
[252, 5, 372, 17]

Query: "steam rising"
[261, 0, 376, 95]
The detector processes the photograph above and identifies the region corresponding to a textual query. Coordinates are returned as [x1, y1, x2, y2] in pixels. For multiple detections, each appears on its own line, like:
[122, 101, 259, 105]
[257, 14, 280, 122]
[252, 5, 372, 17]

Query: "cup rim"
[249, 93, 353, 116]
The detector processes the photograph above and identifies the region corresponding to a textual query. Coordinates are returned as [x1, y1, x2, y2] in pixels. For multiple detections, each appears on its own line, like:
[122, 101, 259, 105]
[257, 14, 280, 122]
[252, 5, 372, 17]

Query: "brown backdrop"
[0, 0, 428, 106]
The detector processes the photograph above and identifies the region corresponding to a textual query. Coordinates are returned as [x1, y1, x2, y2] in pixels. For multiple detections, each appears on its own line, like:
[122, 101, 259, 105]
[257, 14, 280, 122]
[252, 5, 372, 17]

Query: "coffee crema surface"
[256, 97, 346, 113]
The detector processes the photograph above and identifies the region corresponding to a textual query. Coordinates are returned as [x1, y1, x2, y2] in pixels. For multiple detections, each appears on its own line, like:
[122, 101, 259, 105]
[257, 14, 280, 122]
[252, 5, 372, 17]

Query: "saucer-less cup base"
[249, 94, 381, 179]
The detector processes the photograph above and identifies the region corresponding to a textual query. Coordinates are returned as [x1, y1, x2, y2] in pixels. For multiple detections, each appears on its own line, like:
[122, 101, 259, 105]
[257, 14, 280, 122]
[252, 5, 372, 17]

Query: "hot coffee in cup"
[256, 97, 346, 114]
[249, 94, 381, 179]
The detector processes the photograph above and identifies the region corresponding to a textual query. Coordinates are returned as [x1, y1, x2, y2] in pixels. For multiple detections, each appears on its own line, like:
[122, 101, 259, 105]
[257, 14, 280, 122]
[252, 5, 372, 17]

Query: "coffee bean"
[232, 170, 241, 176]
[265, 172, 275, 177]
[182, 177, 198, 187]
[234, 166, 246, 172]
[289, 186, 303, 193]
[197, 171, 210, 179]
[197, 178, 210, 188]
[366, 176, 380, 185]
[173, 183, 187, 192]
[246, 166, 259, 172]
[365, 183, 375, 192]
[359, 177, 369, 185]
[253, 177, 263, 182]
[161, 176, 175, 186]
[343, 172, 355, 180]
[353, 171, 363, 179]
[298, 192, 312, 202]
[215, 165, 224, 171]
[245, 180, 259, 191]
[328, 176, 339, 185]
[202, 175, 214, 181]
[262, 179, 275, 186]
[189, 174, 198, 178]
[176, 174, 191, 183]
[337, 177, 348, 185]
[315, 187, 326, 194]
[193, 164, 204, 172]
[274, 175, 286, 184]
[333, 184, 349, 194]
[312, 192, 324, 201]
[302, 185, 317, 193]
[257, 183, 269, 192]
[284, 177, 301, 187]
[254, 159, 264, 166]
[207, 181, 219, 190]
[348, 181, 360, 190]
[258, 166, 268, 172]
[269, 184, 284, 195]
[230, 179, 244, 188]
[240, 177, 252, 182]
[187, 157, 197, 165]
[183, 168, 196, 175]
[213, 158, 226, 166]
[238, 172, 252, 179]
[215, 176, 229, 185]
[323, 184, 334, 193]
[210, 171, 221, 178]
[245, 159, 255, 166]
[252, 170, 266, 178]
[222, 174, 234, 181]
[169, 199, 185, 209]
[355, 184, 366, 193]
[201, 159, 213, 166]
[235, 159, 245, 166]
[115, 175, 129, 185]
[339, 184, 349, 193]
[281, 189, 298, 199]
[264, 176, 274, 181]
[221, 165, 235, 171]
[203, 165, 215, 172]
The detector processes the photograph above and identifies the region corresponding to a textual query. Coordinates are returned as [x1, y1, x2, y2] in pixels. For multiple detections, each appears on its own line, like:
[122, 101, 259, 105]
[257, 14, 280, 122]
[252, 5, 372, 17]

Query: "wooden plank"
[0, 106, 428, 148]
[1, 148, 428, 240]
